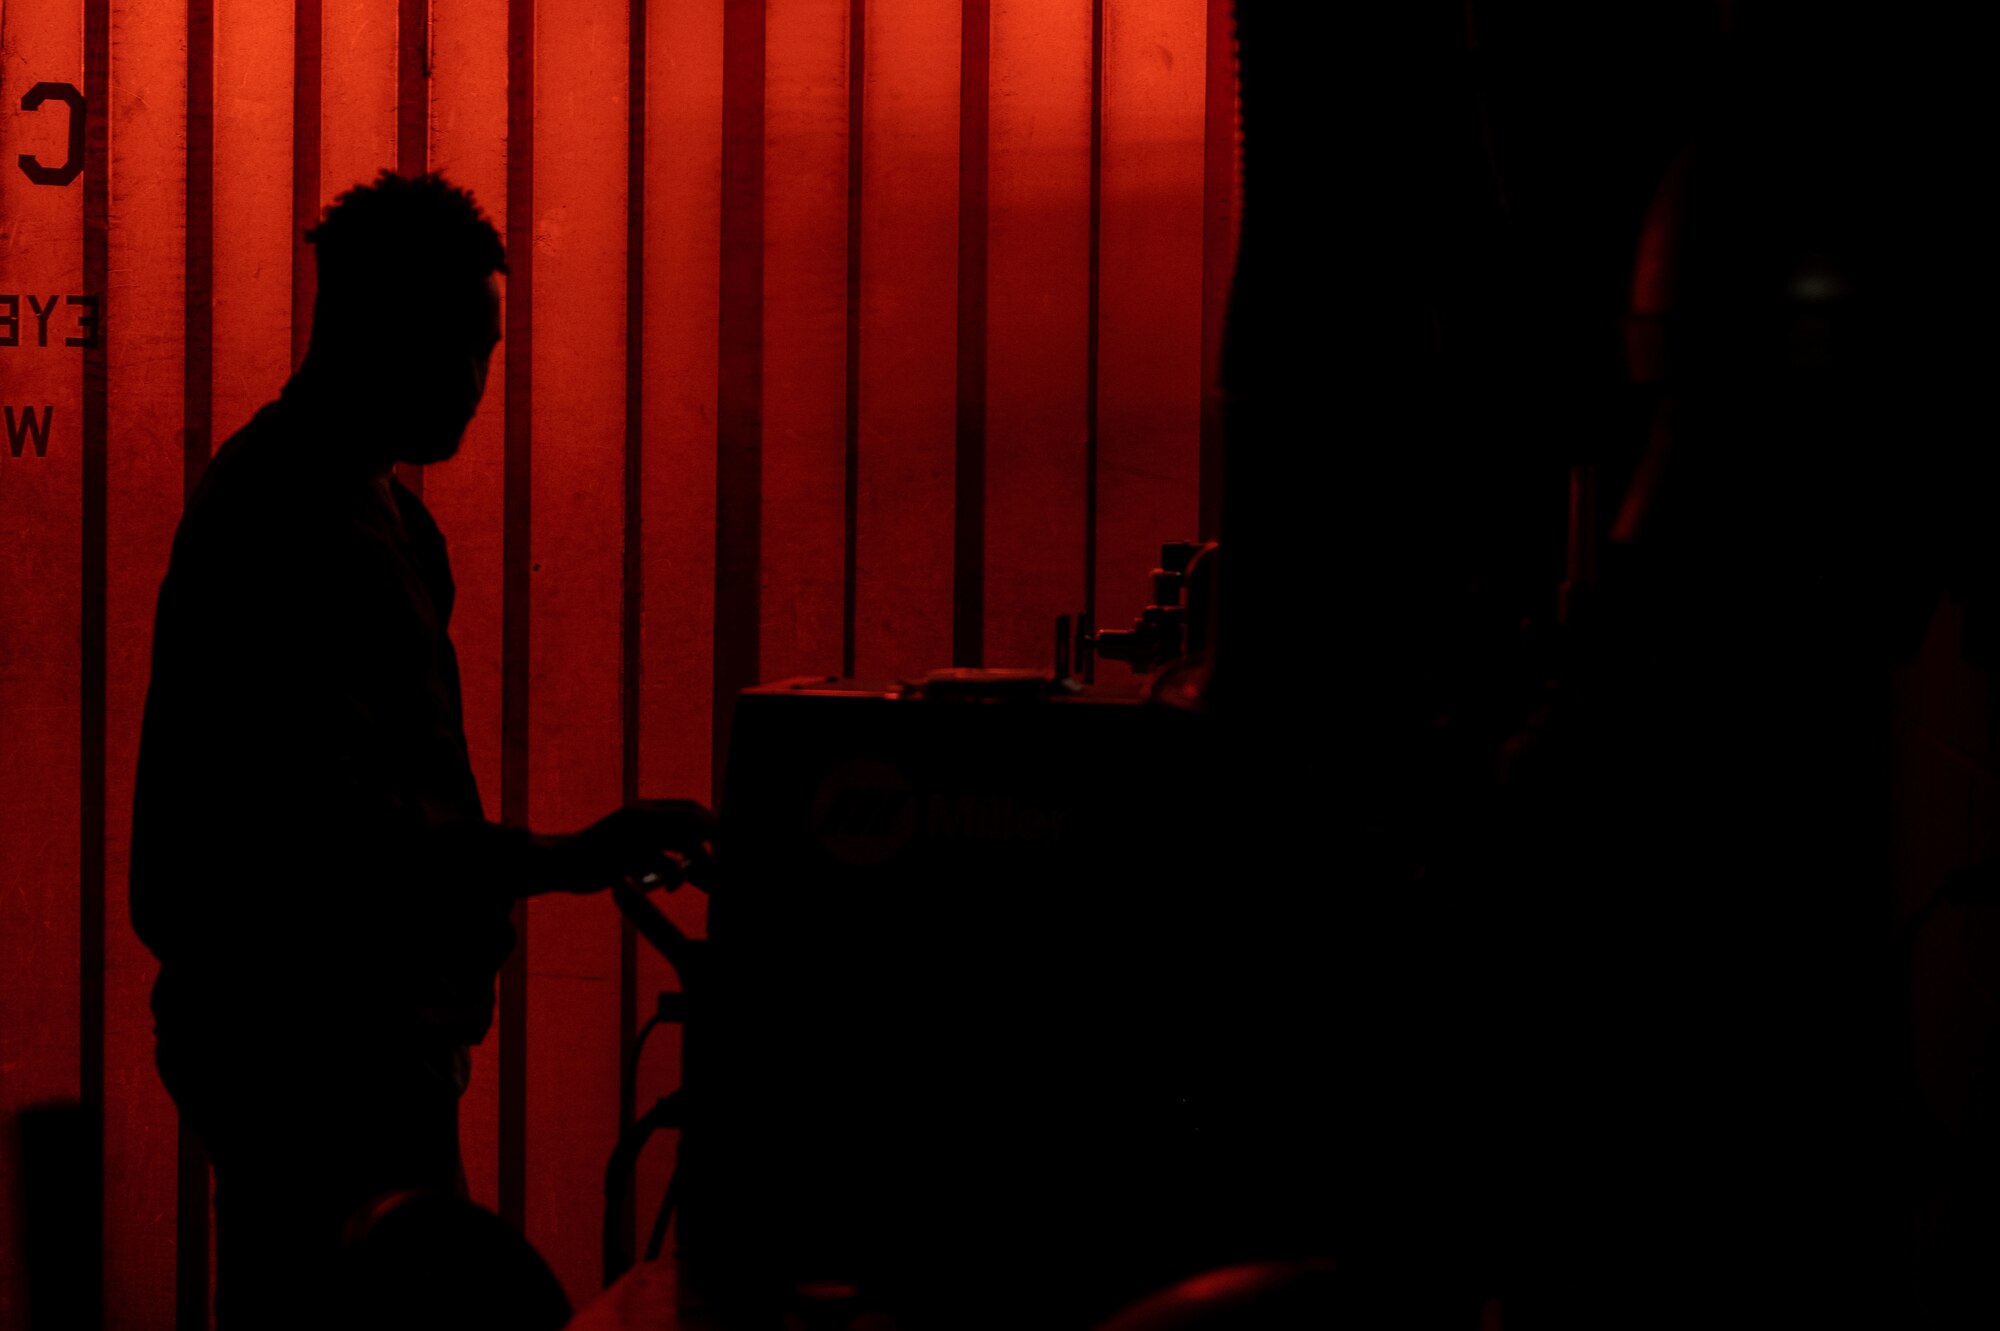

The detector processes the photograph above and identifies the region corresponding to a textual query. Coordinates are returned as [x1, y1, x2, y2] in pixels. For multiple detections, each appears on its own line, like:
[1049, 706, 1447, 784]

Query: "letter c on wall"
[18, 82, 86, 186]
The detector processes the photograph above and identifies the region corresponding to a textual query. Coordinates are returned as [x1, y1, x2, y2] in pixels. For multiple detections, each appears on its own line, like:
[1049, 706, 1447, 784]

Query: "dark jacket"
[132, 387, 520, 1047]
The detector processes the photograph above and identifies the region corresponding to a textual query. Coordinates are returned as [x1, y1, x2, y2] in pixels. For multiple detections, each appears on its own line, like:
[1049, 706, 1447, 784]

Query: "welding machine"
[670, 669, 1226, 1328]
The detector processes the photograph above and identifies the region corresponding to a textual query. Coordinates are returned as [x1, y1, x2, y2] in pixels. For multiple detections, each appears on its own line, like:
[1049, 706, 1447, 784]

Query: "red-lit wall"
[0, 0, 1233, 1322]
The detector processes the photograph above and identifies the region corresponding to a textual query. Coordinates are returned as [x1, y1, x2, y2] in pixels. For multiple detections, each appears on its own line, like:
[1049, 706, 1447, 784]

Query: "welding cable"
[642, 1156, 683, 1263]
[602, 1090, 686, 1285]
[611, 876, 697, 973]
[623, 1011, 666, 1111]
[620, 987, 692, 1122]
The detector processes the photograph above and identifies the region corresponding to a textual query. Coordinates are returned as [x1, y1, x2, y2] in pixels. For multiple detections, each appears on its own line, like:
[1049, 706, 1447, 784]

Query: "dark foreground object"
[677, 676, 1240, 1330]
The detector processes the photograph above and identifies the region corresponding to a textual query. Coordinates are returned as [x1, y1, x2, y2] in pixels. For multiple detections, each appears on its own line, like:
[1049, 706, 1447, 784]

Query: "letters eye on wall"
[0, 0, 1235, 1322]
[4, 77, 95, 459]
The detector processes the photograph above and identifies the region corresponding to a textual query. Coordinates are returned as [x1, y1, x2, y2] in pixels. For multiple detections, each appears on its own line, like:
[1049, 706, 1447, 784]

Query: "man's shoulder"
[179, 399, 378, 551]
[183, 402, 303, 528]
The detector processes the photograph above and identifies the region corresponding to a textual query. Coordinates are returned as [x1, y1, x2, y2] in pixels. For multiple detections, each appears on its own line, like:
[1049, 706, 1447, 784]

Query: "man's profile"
[130, 171, 707, 1328]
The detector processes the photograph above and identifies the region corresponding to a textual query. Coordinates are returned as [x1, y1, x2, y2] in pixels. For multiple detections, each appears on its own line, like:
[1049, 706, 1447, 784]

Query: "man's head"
[303, 171, 506, 466]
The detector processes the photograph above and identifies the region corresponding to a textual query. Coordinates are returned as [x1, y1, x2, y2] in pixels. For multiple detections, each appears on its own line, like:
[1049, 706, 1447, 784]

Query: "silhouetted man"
[130, 172, 707, 1328]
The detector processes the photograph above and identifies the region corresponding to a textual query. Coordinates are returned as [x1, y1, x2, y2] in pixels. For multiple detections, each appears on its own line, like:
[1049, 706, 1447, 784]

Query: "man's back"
[131, 387, 513, 1047]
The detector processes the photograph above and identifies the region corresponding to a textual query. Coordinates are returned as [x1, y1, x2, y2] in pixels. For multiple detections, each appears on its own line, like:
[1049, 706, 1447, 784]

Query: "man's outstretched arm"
[413, 801, 716, 902]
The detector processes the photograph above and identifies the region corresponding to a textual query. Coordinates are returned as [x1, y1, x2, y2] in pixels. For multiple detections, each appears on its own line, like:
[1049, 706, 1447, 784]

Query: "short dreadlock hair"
[305, 171, 505, 341]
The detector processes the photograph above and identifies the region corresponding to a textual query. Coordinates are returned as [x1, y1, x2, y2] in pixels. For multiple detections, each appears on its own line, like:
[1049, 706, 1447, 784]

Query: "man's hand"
[540, 800, 716, 895]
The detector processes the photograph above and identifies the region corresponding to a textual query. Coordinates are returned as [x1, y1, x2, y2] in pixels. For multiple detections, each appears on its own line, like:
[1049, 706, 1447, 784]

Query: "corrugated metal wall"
[0, 0, 1234, 1321]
